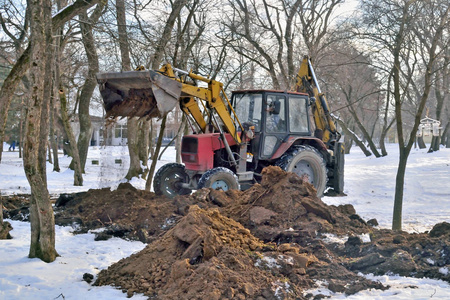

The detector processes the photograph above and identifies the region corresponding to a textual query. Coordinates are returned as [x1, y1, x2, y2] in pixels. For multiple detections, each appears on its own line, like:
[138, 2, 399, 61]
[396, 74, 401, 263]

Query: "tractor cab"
[231, 90, 312, 163]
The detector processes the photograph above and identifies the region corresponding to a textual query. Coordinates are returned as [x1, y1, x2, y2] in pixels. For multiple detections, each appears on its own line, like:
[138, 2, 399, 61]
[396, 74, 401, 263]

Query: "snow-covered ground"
[1, 143, 449, 299]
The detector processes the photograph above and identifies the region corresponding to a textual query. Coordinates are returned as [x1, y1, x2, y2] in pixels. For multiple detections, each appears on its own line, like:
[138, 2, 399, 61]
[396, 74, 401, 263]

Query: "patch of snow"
[273, 280, 292, 299]
[0, 220, 147, 299]
[359, 233, 371, 243]
[426, 258, 435, 265]
[321, 233, 348, 244]
[304, 279, 333, 297]
[1, 144, 450, 299]
[439, 267, 449, 275]
[278, 255, 294, 266]
[255, 256, 281, 269]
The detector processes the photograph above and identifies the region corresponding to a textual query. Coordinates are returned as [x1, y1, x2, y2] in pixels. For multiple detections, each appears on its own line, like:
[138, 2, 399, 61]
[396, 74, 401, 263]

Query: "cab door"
[260, 93, 288, 159]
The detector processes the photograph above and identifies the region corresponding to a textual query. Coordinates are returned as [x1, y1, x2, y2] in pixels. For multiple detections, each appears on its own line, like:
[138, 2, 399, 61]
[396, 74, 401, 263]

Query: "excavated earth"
[2, 166, 450, 299]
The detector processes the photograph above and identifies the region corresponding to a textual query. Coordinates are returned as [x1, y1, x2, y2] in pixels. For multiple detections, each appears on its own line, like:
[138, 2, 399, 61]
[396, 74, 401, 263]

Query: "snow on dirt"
[1, 143, 450, 299]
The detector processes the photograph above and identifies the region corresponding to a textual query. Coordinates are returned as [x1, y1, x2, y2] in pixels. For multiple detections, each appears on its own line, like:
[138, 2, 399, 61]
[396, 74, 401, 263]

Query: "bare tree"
[322, 46, 384, 156]
[113, 0, 143, 180]
[24, 0, 58, 262]
[75, 3, 106, 172]
[359, 0, 449, 231]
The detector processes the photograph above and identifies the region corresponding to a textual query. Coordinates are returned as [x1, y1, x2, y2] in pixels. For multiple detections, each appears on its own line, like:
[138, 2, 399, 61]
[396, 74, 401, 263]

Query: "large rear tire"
[153, 163, 191, 198]
[197, 167, 240, 191]
[276, 145, 327, 197]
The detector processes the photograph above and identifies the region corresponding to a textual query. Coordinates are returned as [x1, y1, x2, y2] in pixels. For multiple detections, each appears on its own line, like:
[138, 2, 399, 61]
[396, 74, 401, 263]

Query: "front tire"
[153, 163, 191, 198]
[276, 145, 327, 197]
[197, 167, 240, 191]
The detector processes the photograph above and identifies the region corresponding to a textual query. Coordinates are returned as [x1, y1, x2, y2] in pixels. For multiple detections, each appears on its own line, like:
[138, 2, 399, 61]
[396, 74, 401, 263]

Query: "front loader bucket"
[96, 69, 182, 119]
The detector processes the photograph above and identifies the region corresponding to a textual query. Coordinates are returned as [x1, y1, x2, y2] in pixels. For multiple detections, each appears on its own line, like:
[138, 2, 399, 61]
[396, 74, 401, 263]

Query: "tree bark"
[0, 0, 100, 163]
[138, 120, 150, 174]
[391, 1, 446, 231]
[75, 7, 103, 172]
[146, 115, 167, 191]
[25, 0, 58, 262]
[115, 0, 143, 180]
[59, 89, 83, 186]
[125, 117, 142, 180]
[49, 92, 60, 172]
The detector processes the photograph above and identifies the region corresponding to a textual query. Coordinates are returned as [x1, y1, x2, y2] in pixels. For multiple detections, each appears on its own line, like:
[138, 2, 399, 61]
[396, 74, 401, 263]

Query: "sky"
[0, 143, 449, 299]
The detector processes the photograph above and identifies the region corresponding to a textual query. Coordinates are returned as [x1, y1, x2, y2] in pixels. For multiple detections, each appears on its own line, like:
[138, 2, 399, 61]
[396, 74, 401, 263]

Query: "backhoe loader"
[96, 56, 344, 197]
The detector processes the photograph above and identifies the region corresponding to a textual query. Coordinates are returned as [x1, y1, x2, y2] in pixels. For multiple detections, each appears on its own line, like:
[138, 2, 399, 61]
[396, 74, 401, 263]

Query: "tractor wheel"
[153, 163, 191, 198]
[276, 145, 327, 197]
[197, 167, 240, 192]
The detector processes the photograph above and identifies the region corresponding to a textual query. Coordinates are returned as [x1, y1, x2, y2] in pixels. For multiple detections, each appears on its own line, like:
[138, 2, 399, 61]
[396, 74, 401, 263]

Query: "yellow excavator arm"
[161, 64, 243, 144]
[295, 56, 338, 145]
[97, 64, 243, 144]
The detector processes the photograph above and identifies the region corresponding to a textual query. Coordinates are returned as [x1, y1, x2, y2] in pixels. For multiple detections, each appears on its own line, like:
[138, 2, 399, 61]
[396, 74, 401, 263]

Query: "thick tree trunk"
[59, 89, 83, 186]
[25, 0, 58, 262]
[76, 10, 101, 172]
[115, 0, 142, 180]
[125, 117, 142, 180]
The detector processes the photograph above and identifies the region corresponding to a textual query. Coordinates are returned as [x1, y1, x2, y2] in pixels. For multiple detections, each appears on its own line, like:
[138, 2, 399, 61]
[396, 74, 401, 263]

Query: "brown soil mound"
[190, 166, 371, 243]
[95, 205, 319, 299]
[54, 183, 187, 243]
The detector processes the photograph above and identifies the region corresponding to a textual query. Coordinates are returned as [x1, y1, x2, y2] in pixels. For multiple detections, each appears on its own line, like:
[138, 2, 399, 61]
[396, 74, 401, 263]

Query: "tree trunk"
[149, 120, 155, 158]
[125, 117, 142, 180]
[138, 120, 150, 177]
[115, 0, 142, 180]
[442, 121, 449, 147]
[392, 148, 408, 231]
[59, 89, 83, 186]
[47, 142, 52, 164]
[379, 132, 387, 156]
[176, 116, 187, 163]
[19, 101, 26, 159]
[417, 136, 426, 149]
[76, 9, 101, 172]
[0, 0, 100, 163]
[49, 92, 60, 172]
[428, 136, 440, 152]
[146, 115, 167, 191]
[25, 0, 58, 262]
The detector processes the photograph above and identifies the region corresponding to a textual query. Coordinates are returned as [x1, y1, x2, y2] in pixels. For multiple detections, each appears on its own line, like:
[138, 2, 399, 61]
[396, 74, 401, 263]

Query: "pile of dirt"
[189, 166, 372, 243]
[332, 226, 450, 283]
[1, 194, 31, 221]
[54, 183, 187, 243]
[95, 205, 340, 299]
[2, 167, 449, 298]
